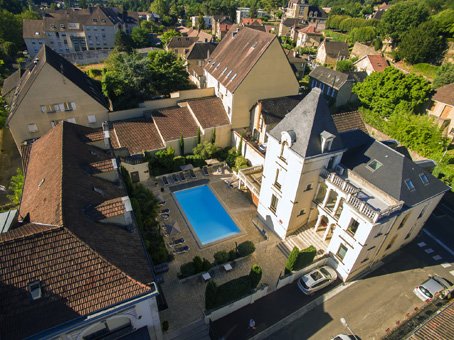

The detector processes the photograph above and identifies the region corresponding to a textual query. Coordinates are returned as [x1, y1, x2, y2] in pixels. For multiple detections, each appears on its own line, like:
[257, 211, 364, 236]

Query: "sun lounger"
[158, 200, 166, 206]
[179, 172, 185, 181]
[202, 166, 209, 176]
[173, 245, 190, 254]
[172, 174, 179, 182]
[168, 238, 185, 247]
[161, 213, 170, 220]
[190, 169, 196, 178]
[161, 208, 170, 214]
[162, 176, 169, 185]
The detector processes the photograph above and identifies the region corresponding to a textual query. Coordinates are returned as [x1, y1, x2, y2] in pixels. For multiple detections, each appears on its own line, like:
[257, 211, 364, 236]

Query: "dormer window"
[419, 173, 429, 185]
[320, 131, 335, 153]
[28, 281, 42, 300]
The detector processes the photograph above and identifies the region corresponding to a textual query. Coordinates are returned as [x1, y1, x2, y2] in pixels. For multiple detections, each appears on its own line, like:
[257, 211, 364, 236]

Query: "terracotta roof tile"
[153, 106, 199, 141]
[112, 118, 164, 154]
[187, 97, 230, 129]
[433, 83, 454, 106]
[331, 111, 367, 133]
[410, 301, 454, 339]
[367, 55, 388, 72]
[0, 223, 151, 339]
[89, 197, 126, 220]
[89, 158, 116, 173]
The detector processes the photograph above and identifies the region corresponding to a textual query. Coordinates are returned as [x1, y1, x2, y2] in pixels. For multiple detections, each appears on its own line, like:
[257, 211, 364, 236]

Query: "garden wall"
[232, 131, 265, 167]
[276, 256, 330, 290]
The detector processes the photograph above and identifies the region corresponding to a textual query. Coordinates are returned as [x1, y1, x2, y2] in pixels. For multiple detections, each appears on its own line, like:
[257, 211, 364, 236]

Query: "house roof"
[0, 223, 152, 340]
[241, 18, 263, 26]
[19, 122, 153, 284]
[282, 18, 307, 28]
[6, 45, 108, 123]
[152, 106, 199, 141]
[270, 88, 344, 158]
[187, 29, 213, 42]
[88, 158, 116, 173]
[340, 129, 450, 207]
[298, 25, 321, 34]
[22, 19, 45, 38]
[351, 42, 380, 59]
[259, 95, 305, 125]
[186, 97, 230, 129]
[167, 36, 198, 49]
[409, 301, 454, 339]
[111, 118, 165, 154]
[366, 55, 389, 72]
[323, 40, 349, 58]
[432, 83, 454, 106]
[186, 42, 217, 60]
[1, 68, 23, 105]
[204, 26, 276, 93]
[88, 197, 126, 220]
[309, 66, 349, 90]
[331, 111, 367, 133]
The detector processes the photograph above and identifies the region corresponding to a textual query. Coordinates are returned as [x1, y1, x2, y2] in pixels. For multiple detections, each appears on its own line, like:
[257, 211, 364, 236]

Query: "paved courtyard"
[143, 168, 287, 332]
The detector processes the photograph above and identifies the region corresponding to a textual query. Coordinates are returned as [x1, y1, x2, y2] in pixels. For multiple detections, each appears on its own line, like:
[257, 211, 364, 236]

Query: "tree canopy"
[433, 63, 454, 88]
[160, 29, 181, 46]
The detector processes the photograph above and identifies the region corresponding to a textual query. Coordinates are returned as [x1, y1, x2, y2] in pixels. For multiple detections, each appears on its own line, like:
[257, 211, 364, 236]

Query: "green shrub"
[205, 280, 218, 309]
[209, 276, 252, 309]
[173, 155, 186, 168]
[228, 249, 238, 261]
[180, 262, 196, 277]
[294, 245, 317, 271]
[249, 264, 262, 289]
[285, 247, 300, 273]
[214, 250, 230, 264]
[202, 258, 212, 271]
[162, 321, 169, 332]
[185, 154, 205, 168]
[237, 241, 255, 257]
[193, 256, 203, 272]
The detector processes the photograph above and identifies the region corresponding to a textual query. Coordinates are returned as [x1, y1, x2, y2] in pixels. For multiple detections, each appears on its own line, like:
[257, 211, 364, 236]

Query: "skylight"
[419, 173, 429, 185]
[404, 179, 415, 191]
[366, 159, 382, 172]
[28, 281, 42, 300]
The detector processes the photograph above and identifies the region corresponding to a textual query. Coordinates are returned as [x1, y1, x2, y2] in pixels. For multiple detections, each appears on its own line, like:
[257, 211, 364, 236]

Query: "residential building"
[354, 55, 389, 75]
[4, 45, 110, 151]
[255, 88, 449, 281]
[296, 25, 322, 48]
[190, 15, 212, 28]
[315, 40, 349, 66]
[284, 49, 309, 79]
[23, 7, 138, 57]
[428, 83, 454, 140]
[278, 18, 307, 39]
[350, 42, 381, 59]
[204, 26, 300, 129]
[285, 0, 327, 21]
[236, 8, 268, 24]
[166, 36, 199, 57]
[186, 28, 214, 43]
[186, 42, 217, 88]
[211, 16, 234, 40]
[0, 121, 162, 339]
[309, 66, 366, 107]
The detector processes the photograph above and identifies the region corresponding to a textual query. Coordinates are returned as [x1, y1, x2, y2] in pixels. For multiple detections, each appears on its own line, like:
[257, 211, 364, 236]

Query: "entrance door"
[131, 171, 140, 183]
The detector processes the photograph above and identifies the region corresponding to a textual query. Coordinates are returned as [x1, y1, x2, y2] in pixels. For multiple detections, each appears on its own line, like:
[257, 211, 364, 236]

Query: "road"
[268, 228, 454, 339]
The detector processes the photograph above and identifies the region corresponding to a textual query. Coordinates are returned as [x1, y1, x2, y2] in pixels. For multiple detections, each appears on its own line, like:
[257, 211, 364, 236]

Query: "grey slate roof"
[269, 87, 344, 158]
[259, 94, 305, 125]
[167, 36, 198, 48]
[323, 40, 349, 58]
[186, 42, 217, 60]
[340, 130, 450, 207]
[309, 66, 349, 89]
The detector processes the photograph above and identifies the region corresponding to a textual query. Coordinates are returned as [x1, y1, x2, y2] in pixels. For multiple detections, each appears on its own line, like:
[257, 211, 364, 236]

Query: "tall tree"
[150, 0, 168, 17]
[114, 30, 133, 52]
[7, 168, 24, 206]
[433, 63, 454, 89]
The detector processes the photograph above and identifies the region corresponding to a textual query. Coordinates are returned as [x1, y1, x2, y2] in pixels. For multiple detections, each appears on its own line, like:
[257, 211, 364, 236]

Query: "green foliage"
[349, 26, 377, 44]
[380, 1, 429, 45]
[151, 146, 176, 174]
[225, 147, 240, 168]
[326, 15, 351, 30]
[150, 0, 169, 18]
[197, 127, 201, 144]
[131, 26, 151, 48]
[280, 36, 296, 50]
[285, 247, 300, 273]
[338, 17, 377, 32]
[211, 128, 216, 144]
[179, 134, 184, 155]
[398, 21, 446, 64]
[193, 256, 203, 272]
[228, 249, 238, 261]
[237, 240, 255, 257]
[205, 280, 218, 310]
[433, 63, 454, 88]
[294, 245, 317, 270]
[184, 154, 205, 167]
[179, 256, 212, 278]
[180, 262, 196, 277]
[0, 10, 22, 48]
[249, 264, 262, 289]
[114, 30, 133, 52]
[373, 37, 383, 51]
[352, 67, 432, 119]
[0, 94, 7, 128]
[161, 29, 181, 46]
[214, 250, 229, 264]
[193, 141, 220, 160]
[205, 275, 252, 310]
[336, 59, 354, 73]
[173, 155, 186, 168]
[432, 9, 454, 36]
[234, 155, 248, 171]
[7, 167, 23, 206]
[410, 63, 440, 81]
[298, 46, 317, 55]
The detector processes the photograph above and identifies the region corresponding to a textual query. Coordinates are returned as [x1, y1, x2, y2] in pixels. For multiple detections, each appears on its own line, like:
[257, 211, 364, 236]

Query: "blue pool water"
[173, 185, 240, 245]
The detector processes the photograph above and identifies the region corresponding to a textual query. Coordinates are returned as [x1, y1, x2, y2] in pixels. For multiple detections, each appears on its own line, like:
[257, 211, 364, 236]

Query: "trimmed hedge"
[285, 245, 317, 273]
[214, 250, 229, 264]
[249, 264, 262, 289]
[285, 247, 300, 273]
[179, 256, 212, 279]
[237, 240, 255, 257]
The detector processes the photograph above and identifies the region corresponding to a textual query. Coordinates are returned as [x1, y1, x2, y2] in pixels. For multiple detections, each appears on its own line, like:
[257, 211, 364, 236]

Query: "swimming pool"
[173, 185, 240, 245]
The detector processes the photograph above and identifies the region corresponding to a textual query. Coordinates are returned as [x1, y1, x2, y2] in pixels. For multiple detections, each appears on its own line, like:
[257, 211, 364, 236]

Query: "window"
[270, 194, 278, 213]
[366, 159, 383, 172]
[404, 179, 415, 191]
[418, 206, 427, 219]
[347, 218, 359, 236]
[419, 173, 429, 185]
[274, 169, 281, 190]
[227, 106, 231, 117]
[397, 214, 409, 229]
[298, 209, 305, 216]
[28, 281, 42, 300]
[28, 123, 38, 133]
[87, 115, 97, 124]
[279, 141, 288, 162]
[386, 234, 398, 250]
[305, 183, 313, 191]
[336, 243, 348, 262]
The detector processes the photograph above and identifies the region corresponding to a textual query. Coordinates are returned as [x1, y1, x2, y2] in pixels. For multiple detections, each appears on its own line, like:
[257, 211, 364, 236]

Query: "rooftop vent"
[38, 178, 45, 188]
[320, 130, 335, 153]
[28, 281, 42, 300]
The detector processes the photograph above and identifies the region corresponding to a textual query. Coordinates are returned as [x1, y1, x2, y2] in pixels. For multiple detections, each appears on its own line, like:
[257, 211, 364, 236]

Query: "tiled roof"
[167, 36, 198, 48]
[241, 18, 263, 25]
[187, 29, 213, 42]
[22, 19, 45, 38]
[351, 42, 380, 59]
[433, 83, 454, 106]
[83, 128, 104, 142]
[409, 301, 454, 339]
[309, 66, 349, 90]
[152, 106, 199, 141]
[187, 97, 230, 129]
[205, 26, 276, 93]
[331, 111, 367, 133]
[111, 118, 165, 154]
[367, 55, 389, 72]
[20, 143, 33, 174]
[186, 42, 217, 60]
[0, 223, 151, 340]
[19, 122, 153, 284]
[89, 197, 126, 220]
[89, 158, 116, 173]
[259, 95, 305, 125]
[298, 25, 321, 34]
[323, 40, 349, 58]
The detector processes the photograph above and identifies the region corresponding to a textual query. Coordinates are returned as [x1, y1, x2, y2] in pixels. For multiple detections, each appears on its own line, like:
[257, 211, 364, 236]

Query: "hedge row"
[285, 245, 317, 274]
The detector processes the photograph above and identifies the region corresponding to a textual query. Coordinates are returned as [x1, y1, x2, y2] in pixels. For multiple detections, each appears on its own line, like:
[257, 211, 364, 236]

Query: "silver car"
[297, 265, 338, 295]
[413, 275, 452, 302]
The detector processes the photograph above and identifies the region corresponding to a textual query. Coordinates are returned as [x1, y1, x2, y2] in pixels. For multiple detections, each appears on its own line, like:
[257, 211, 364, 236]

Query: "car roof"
[421, 276, 448, 294]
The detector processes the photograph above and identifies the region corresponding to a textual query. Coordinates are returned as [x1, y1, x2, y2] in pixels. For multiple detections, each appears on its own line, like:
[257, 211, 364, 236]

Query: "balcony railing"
[238, 165, 263, 197]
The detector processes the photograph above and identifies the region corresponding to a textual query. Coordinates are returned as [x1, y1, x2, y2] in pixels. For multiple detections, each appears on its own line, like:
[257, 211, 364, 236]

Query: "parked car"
[332, 335, 358, 340]
[297, 265, 337, 295]
[258, 143, 267, 153]
[413, 275, 452, 302]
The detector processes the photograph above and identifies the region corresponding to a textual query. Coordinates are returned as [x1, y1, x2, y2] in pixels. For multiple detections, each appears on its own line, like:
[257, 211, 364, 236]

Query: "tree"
[192, 141, 219, 160]
[79, 0, 88, 8]
[353, 67, 432, 118]
[114, 30, 133, 52]
[349, 26, 377, 44]
[0, 94, 8, 128]
[249, 0, 258, 18]
[0, 0, 23, 14]
[380, 1, 429, 46]
[179, 134, 184, 155]
[0, 10, 22, 48]
[433, 63, 454, 88]
[150, 0, 168, 18]
[249, 264, 262, 289]
[205, 280, 218, 310]
[336, 59, 354, 73]
[211, 128, 216, 144]
[7, 168, 24, 206]
[197, 126, 201, 144]
[432, 9, 454, 36]
[160, 29, 180, 46]
[285, 247, 299, 273]
[131, 26, 150, 48]
[234, 155, 248, 171]
[398, 21, 446, 65]
[197, 15, 205, 29]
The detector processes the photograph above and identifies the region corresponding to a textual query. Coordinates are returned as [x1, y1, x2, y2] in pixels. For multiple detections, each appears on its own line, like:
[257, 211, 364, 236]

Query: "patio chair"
[179, 172, 186, 181]
[161, 213, 170, 220]
[162, 176, 169, 185]
[161, 208, 170, 214]
[202, 166, 209, 176]
[190, 169, 197, 178]
[168, 238, 185, 247]
[172, 173, 180, 182]
[173, 245, 190, 254]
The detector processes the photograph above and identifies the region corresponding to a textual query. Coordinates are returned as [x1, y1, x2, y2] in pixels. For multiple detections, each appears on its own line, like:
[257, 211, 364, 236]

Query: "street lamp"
[340, 318, 359, 340]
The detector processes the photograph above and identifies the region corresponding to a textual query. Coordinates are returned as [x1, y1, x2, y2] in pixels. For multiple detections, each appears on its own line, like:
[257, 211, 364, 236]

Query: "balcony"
[238, 165, 263, 198]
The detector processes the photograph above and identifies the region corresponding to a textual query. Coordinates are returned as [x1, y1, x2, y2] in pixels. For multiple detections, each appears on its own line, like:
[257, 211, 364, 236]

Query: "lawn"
[323, 30, 349, 43]
[410, 63, 439, 81]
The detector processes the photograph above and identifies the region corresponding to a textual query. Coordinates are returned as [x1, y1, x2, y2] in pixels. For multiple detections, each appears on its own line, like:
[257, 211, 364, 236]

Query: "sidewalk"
[209, 279, 342, 340]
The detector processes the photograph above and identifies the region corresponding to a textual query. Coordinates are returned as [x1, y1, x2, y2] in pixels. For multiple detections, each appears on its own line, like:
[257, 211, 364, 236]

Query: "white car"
[413, 275, 452, 302]
[297, 265, 337, 295]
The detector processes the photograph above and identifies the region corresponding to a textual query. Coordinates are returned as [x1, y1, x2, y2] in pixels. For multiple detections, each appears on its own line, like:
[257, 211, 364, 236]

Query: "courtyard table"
[223, 263, 233, 272]
[202, 272, 211, 282]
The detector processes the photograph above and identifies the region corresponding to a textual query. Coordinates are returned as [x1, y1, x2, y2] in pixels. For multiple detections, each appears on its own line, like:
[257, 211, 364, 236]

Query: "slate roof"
[111, 118, 165, 154]
[6, 45, 108, 123]
[432, 83, 454, 106]
[0, 223, 152, 340]
[282, 18, 307, 28]
[19, 122, 153, 284]
[204, 26, 276, 93]
[259, 95, 305, 125]
[167, 36, 198, 48]
[187, 97, 230, 129]
[331, 111, 367, 133]
[309, 66, 349, 89]
[409, 301, 454, 339]
[270, 88, 344, 158]
[186, 42, 217, 60]
[340, 129, 450, 207]
[323, 40, 349, 58]
[152, 106, 199, 141]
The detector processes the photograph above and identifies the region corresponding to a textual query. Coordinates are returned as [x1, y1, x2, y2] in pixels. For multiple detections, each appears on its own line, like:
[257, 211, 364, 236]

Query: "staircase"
[277, 225, 328, 257]
[164, 319, 210, 340]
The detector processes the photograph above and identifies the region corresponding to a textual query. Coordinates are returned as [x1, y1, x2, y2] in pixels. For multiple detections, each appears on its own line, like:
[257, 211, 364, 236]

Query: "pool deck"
[143, 167, 287, 332]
